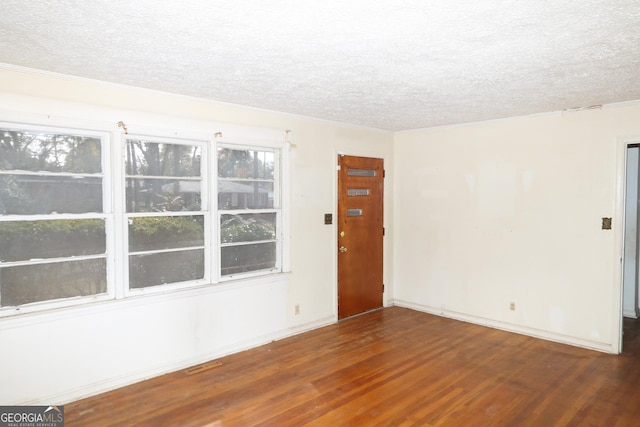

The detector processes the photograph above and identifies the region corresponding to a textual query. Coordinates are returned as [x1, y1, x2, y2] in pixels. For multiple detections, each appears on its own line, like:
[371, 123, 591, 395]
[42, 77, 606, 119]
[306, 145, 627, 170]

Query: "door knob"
[339, 246, 348, 253]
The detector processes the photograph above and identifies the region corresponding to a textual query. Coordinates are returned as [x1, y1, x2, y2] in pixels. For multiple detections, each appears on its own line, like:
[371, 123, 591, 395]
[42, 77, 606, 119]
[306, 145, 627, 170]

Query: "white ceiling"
[1, 0, 639, 131]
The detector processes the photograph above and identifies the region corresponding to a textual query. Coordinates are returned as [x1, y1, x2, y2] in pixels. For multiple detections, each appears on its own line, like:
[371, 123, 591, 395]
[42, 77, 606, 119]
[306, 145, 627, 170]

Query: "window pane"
[218, 180, 274, 209]
[0, 174, 102, 214]
[126, 140, 201, 177]
[0, 130, 101, 173]
[129, 249, 204, 289]
[126, 178, 201, 212]
[129, 216, 204, 252]
[0, 219, 105, 262]
[218, 148, 274, 179]
[221, 242, 276, 276]
[347, 188, 370, 196]
[220, 213, 276, 243]
[347, 168, 376, 177]
[0, 259, 107, 307]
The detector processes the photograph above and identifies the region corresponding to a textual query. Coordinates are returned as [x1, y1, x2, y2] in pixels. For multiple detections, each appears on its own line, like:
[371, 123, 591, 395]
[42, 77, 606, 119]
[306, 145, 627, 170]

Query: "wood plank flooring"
[65, 307, 640, 426]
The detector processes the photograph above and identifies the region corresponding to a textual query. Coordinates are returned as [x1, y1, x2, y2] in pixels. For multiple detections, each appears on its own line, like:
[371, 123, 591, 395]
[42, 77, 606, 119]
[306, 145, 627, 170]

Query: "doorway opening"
[622, 143, 640, 353]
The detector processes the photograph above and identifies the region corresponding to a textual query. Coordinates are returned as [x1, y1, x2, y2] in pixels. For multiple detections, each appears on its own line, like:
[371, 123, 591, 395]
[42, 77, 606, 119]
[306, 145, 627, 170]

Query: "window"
[217, 145, 281, 278]
[125, 137, 207, 291]
[0, 125, 109, 309]
[0, 121, 287, 316]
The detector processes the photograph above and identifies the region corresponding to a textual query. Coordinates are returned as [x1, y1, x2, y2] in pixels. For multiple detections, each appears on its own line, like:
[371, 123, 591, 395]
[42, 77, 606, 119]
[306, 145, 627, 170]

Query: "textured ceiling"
[0, 0, 639, 131]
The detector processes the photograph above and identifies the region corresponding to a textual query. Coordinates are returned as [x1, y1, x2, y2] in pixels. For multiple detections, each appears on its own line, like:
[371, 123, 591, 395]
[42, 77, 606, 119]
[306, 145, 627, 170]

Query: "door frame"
[622, 144, 640, 321]
[333, 149, 390, 320]
[615, 137, 640, 353]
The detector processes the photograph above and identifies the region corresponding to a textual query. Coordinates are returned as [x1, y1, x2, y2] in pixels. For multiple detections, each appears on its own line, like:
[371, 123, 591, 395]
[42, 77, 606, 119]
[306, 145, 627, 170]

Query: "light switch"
[602, 217, 612, 230]
[324, 213, 333, 225]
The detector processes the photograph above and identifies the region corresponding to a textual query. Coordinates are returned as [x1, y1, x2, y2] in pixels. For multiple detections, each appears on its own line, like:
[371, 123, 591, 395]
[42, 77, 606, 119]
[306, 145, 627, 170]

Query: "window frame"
[0, 117, 290, 317]
[216, 141, 283, 281]
[123, 134, 211, 297]
[0, 121, 114, 317]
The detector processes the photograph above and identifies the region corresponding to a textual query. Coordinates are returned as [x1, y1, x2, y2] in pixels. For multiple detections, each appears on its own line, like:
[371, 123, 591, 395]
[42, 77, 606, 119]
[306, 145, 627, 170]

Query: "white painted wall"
[623, 147, 640, 318]
[393, 105, 640, 353]
[0, 66, 395, 405]
[3, 63, 639, 404]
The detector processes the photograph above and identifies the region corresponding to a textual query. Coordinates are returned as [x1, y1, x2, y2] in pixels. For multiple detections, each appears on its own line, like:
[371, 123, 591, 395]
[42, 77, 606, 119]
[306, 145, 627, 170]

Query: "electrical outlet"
[294, 304, 300, 315]
[509, 302, 516, 311]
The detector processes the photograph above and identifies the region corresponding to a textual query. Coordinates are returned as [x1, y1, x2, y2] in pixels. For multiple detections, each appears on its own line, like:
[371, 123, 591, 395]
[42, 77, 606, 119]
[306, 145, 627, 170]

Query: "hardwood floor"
[66, 307, 640, 426]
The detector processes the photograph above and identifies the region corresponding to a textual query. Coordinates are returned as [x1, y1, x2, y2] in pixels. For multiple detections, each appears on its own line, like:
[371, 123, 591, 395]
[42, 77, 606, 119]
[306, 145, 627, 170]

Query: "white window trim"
[214, 137, 289, 282]
[0, 115, 291, 317]
[0, 121, 115, 317]
[122, 133, 210, 297]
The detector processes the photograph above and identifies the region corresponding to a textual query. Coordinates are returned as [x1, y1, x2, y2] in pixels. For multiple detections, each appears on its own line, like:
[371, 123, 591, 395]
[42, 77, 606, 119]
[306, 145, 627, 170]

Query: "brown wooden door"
[337, 155, 384, 319]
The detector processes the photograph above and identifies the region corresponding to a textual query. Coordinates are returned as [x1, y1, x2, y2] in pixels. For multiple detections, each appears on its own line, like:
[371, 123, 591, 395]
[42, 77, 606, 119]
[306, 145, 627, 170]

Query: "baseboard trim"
[22, 315, 335, 406]
[393, 299, 616, 354]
